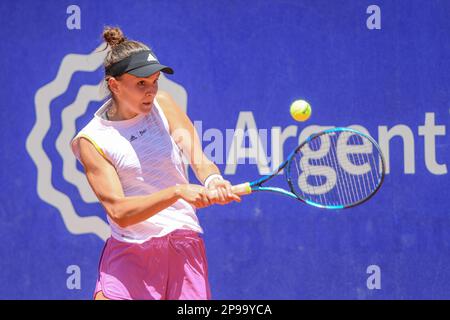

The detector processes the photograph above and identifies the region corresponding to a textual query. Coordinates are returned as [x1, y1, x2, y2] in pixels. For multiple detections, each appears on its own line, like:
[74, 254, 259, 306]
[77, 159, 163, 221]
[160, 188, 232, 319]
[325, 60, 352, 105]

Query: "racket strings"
[289, 130, 383, 207]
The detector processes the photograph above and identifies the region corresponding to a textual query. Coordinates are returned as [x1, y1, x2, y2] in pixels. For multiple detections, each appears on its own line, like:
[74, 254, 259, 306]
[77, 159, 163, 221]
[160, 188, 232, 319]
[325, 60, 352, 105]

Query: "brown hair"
[101, 26, 150, 93]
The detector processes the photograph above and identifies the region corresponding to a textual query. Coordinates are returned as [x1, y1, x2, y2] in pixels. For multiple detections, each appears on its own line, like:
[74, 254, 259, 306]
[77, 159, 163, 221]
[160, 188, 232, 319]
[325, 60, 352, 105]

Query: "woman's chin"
[141, 103, 153, 112]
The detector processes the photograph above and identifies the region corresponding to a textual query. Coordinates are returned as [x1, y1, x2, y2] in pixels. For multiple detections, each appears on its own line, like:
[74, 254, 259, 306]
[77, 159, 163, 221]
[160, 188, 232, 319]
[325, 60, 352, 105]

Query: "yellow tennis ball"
[290, 99, 312, 122]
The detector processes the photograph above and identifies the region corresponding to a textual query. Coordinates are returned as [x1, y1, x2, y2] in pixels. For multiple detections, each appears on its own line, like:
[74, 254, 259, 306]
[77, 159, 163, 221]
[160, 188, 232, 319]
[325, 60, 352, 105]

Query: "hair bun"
[103, 26, 126, 47]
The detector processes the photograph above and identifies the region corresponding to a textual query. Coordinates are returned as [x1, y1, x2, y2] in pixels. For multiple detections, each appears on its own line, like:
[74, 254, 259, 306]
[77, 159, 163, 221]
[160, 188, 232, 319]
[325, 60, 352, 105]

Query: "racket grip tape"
[231, 182, 252, 195]
[207, 182, 252, 197]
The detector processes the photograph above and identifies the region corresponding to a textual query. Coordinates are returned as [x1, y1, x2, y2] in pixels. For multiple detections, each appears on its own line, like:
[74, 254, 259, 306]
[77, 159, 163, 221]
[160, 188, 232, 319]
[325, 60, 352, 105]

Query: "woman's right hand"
[174, 184, 215, 209]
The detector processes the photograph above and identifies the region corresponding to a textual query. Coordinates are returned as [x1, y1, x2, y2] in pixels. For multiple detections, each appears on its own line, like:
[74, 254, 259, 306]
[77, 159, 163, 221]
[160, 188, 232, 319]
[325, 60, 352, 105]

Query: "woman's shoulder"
[156, 90, 176, 111]
[155, 90, 186, 124]
[156, 89, 172, 101]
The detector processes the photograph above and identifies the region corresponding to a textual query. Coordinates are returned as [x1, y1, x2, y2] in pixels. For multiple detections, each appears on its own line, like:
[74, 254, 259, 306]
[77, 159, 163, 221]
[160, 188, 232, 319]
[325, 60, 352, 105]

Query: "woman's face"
[109, 71, 160, 115]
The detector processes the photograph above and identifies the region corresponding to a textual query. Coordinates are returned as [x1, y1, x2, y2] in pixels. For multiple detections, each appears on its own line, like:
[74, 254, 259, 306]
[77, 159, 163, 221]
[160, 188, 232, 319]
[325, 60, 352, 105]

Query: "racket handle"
[207, 182, 252, 197]
[231, 182, 252, 196]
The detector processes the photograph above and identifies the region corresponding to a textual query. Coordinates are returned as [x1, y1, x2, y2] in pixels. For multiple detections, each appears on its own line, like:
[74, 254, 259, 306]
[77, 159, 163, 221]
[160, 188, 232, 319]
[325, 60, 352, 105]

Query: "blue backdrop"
[0, 0, 449, 299]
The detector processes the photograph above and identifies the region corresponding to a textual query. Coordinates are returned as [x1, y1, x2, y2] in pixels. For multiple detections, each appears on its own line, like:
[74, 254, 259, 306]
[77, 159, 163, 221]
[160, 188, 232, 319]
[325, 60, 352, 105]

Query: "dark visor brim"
[126, 64, 174, 77]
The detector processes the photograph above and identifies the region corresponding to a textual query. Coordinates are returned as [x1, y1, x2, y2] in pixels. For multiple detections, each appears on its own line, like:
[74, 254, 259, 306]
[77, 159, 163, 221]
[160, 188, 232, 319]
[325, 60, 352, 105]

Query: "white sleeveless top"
[71, 98, 203, 243]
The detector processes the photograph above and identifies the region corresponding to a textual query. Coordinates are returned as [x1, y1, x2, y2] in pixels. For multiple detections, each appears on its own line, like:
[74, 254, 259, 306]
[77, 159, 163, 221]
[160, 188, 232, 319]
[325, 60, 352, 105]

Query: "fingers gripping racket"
[220, 127, 385, 209]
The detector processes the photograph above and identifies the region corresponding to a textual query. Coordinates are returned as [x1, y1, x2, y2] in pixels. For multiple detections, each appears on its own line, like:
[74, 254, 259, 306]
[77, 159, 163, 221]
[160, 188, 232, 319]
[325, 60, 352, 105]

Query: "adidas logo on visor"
[147, 53, 157, 62]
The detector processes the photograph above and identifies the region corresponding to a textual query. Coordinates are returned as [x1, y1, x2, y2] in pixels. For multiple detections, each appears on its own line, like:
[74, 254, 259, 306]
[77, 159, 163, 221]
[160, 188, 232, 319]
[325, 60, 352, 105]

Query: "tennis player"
[71, 26, 240, 300]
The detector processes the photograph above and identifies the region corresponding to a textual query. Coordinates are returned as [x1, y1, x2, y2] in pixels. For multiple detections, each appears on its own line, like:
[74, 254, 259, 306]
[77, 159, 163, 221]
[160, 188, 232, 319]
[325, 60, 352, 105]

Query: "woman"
[71, 26, 240, 300]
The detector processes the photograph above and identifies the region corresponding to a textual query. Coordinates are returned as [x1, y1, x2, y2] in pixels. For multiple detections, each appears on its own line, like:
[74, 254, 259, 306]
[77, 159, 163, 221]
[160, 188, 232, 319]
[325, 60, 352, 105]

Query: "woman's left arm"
[156, 91, 240, 205]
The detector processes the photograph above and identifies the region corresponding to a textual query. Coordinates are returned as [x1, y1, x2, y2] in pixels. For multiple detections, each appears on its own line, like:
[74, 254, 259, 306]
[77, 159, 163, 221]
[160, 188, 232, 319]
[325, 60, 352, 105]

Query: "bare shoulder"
[78, 137, 110, 172]
[77, 137, 124, 217]
[156, 90, 191, 133]
[156, 90, 172, 104]
[78, 137, 99, 167]
[156, 90, 184, 115]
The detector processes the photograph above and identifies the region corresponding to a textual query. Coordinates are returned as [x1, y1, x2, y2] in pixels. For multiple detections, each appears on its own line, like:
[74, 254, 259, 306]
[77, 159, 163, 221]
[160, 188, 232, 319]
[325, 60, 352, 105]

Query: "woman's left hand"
[207, 178, 241, 205]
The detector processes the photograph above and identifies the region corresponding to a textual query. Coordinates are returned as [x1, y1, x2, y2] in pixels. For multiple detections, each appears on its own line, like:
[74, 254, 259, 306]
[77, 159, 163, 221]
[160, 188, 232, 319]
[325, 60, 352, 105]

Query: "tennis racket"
[217, 127, 385, 209]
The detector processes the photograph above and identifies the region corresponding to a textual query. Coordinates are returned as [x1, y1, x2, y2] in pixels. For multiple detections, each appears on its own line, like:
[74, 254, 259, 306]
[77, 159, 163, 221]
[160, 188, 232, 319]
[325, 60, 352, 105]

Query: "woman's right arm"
[78, 138, 214, 228]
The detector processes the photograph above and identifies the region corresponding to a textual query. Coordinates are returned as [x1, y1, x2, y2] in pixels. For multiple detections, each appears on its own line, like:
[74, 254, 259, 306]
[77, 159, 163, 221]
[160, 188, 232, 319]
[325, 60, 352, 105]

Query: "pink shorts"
[94, 229, 211, 300]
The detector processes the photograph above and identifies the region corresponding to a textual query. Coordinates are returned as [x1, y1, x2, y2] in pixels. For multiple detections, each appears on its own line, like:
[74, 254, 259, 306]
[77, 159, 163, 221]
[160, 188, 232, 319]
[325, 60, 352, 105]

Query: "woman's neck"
[107, 100, 138, 121]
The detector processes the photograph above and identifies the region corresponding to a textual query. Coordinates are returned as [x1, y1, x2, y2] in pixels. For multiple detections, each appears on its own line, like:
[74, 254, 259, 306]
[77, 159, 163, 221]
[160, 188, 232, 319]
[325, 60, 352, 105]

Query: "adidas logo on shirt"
[129, 135, 138, 142]
[130, 128, 148, 142]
